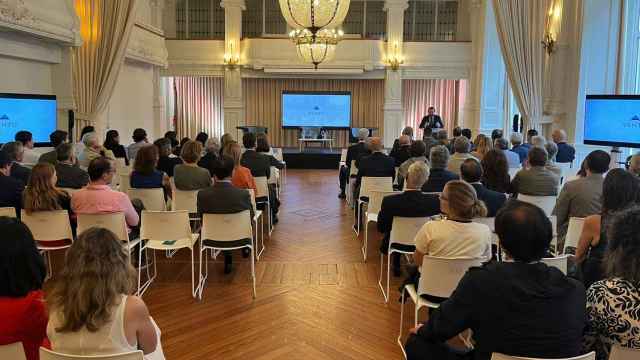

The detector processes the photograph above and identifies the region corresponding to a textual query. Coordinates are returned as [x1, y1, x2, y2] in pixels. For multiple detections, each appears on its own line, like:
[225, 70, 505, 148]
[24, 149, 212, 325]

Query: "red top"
[0, 290, 50, 360]
[232, 166, 257, 193]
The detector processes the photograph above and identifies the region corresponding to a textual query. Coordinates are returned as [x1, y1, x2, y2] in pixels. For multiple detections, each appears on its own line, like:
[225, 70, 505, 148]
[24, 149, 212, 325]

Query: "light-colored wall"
[0, 55, 53, 95]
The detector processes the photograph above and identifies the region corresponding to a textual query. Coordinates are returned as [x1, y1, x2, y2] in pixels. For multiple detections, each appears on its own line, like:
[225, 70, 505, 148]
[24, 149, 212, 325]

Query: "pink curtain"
[174, 77, 224, 140]
[402, 79, 461, 138]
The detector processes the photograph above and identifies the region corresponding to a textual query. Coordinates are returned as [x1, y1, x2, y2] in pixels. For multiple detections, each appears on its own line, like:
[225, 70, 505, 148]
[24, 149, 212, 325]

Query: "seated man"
[397, 140, 428, 190]
[390, 127, 414, 154]
[38, 130, 68, 165]
[378, 162, 439, 276]
[77, 132, 115, 168]
[0, 150, 25, 215]
[509, 133, 528, 164]
[0, 142, 31, 185]
[339, 128, 371, 199]
[522, 129, 538, 150]
[460, 159, 506, 217]
[405, 201, 586, 360]
[447, 136, 476, 175]
[14, 130, 40, 165]
[55, 143, 90, 189]
[197, 156, 254, 274]
[355, 137, 395, 193]
[241, 132, 279, 223]
[422, 145, 459, 193]
[511, 147, 560, 196]
[494, 137, 520, 168]
[390, 135, 412, 167]
[421, 128, 438, 158]
[552, 129, 575, 164]
[628, 153, 640, 176]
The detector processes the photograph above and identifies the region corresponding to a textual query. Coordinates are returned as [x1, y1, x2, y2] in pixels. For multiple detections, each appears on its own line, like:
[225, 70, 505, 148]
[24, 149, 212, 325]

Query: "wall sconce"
[224, 41, 240, 69]
[542, 3, 561, 55]
[541, 31, 556, 55]
[385, 41, 404, 71]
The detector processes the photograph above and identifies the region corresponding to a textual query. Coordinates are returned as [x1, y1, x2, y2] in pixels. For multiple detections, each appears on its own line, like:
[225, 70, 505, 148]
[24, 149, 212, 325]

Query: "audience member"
[195, 132, 208, 147]
[241, 133, 280, 222]
[198, 137, 220, 176]
[390, 135, 412, 167]
[23, 163, 73, 222]
[1, 141, 31, 184]
[544, 141, 562, 177]
[377, 162, 439, 276]
[574, 169, 640, 287]
[511, 147, 560, 196]
[355, 137, 395, 191]
[197, 156, 254, 273]
[626, 154, 640, 176]
[14, 131, 39, 165]
[448, 127, 462, 152]
[471, 134, 492, 161]
[0, 150, 25, 214]
[164, 131, 179, 155]
[447, 136, 476, 175]
[584, 206, 640, 360]
[461, 128, 472, 140]
[38, 130, 68, 165]
[523, 129, 538, 149]
[223, 142, 256, 193]
[555, 150, 610, 249]
[130, 145, 172, 198]
[55, 143, 90, 189]
[104, 130, 129, 166]
[0, 217, 48, 360]
[421, 128, 438, 157]
[552, 129, 576, 163]
[220, 133, 235, 156]
[405, 201, 586, 360]
[174, 140, 212, 191]
[494, 137, 520, 168]
[509, 132, 528, 163]
[176, 137, 190, 157]
[127, 128, 148, 161]
[422, 145, 459, 193]
[490, 129, 503, 143]
[78, 132, 115, 168]
[339, 128, 371, 199]
[391, 127, 414, 154]
[154, 138, 182, 177]
[46, 228, 159, 356]
[74, 126, 95, 158]
[435, 130, 450, 151]
[481, 149, 511, 194]
[530, 135, 547, 148]
[461, 159, 506, 217]
[397, 140, 428, 190]
[256, 134, 285, 171]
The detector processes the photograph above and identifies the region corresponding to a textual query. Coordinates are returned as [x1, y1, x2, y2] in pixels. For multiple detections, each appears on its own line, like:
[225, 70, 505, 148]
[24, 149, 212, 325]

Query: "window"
[241, 0, 289, 38]
[337, 0, 387, 39]
[175, 0, 225, 39]
[404, 0, 458, 41]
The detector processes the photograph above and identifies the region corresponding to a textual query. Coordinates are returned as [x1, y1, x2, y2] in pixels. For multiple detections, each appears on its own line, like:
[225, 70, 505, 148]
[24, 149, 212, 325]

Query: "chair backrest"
[340, 149, 347, 163]
[609, 344, 640, 360]
[254, 176, 269, 199]
[0, 207, 17, 218]
[541, 255, 570, 275]
[172, 188, 199, 213]
[40, 347, 144, 360]
[268, 166, 279, 184]
[563, 217, 585, 253]
[517, 194, 557, 216]
[127, 188, 166, 211]
[367, 191, 401, 216]
[419, 256, 485, 299]
[508, 167, 520, 180]
[491, 352, 595, 360]
[389, 216, 430, 247]
[21, 210, 73, 243]
[140, 210, 192, 242]
[273, 147, 284, 162]
[247, 189, 258, 213]
[118, 174, 130, 194]
[201, 210, 252, 243]
[473, 217, 495, 232]
[349, 160, 358, 176]
[0, 342, 26, 360]
[360, 176, 393, 199]
[77, 212, 128, 241]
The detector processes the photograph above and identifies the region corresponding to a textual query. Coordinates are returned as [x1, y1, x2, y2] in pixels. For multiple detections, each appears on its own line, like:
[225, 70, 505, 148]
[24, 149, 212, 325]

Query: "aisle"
[144, 169, 408, 359]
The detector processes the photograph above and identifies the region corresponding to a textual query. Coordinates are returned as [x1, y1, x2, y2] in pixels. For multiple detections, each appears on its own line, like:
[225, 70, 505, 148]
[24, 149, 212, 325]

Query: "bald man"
[628, 154, 640, 177]
[552, 129, 575, 163]
[390, 135, 412, 167]
[355, 137, 395, 191]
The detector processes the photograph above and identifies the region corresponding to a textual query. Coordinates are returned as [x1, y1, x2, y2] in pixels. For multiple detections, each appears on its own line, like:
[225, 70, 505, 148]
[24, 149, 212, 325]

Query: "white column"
[51, 47, 76, 136]
[461, 0, 485, 135]
[221, 0, 246, 136]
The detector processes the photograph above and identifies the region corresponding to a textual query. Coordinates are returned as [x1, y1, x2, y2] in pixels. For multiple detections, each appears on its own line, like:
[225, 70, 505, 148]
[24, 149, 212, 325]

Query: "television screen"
[0, 93, 57, 145]
[282, 91, 351, 128]
[584, 95, 640, 148]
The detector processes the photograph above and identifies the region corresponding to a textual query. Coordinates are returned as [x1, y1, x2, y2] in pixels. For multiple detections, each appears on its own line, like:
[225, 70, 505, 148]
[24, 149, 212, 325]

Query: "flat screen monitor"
[281, 91, 351, 129]
[584, 95, 640, 148]
[0, 93, 57, 145]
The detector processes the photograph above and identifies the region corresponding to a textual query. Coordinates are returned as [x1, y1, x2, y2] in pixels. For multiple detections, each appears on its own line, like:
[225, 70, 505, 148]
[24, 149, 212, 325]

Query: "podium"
[236, 126, 268, 141]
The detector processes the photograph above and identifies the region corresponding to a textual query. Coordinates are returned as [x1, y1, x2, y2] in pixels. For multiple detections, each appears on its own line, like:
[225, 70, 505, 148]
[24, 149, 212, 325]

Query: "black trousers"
[405, 334, 474, 360]
[339, 166, 348, 192]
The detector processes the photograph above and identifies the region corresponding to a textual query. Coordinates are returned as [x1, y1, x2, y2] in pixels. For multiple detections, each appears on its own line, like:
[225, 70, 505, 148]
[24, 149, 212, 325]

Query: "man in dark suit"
[422, 145, 459, 193]
[55, 143, 90, 189]
[240, 132, 271, 178]
[339, 128, 371, 199]
[460, 158, 506, 217]
[38, 130, 68, 165]
[355, 137, 395, 190]
[552, 129, 576, 164]
[378, 162, 440, 276]
[198, 156, 254, 274]
[419, 106, 444, 139]
[0, 150, 25, 216]
[0, 141, 31, 185]
[389, 135, 411, 167]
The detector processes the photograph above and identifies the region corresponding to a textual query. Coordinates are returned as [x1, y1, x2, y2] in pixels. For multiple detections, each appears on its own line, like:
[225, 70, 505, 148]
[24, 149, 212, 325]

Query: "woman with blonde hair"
[173, 140, 212, 191]
[46, 227, 160, 356]
[471, 134, 493, 161]
[223, 141, 256, 193]
[220, 133, 235, 156]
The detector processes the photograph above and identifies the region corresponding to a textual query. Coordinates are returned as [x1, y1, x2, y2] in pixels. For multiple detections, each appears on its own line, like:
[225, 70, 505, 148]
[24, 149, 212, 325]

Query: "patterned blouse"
[584, 277, 640, 360]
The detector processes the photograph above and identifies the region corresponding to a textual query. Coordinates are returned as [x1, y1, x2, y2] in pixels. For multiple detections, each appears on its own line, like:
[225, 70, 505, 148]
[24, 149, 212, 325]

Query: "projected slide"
[584, 95, 640, 148]
[282, 92, 351, 128]
[0, 95, 57, 143]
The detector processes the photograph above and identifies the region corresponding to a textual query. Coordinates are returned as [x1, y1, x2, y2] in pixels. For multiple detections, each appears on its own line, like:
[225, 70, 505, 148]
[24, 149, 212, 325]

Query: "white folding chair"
[609, 344, 640, 360]
[127, 188, 166, 211]
[0, 342, 26, 360]
[21, 210, 73, 279]
[491, 352, 595, 360]
[549, 215, 559, 254]
[254, 176, 272, 235]
[379, 216, 430, 303]
[541, 255, 570, 275]
[362, 190, 401, 262]
[518, 194, 557, 216]
[0, 207, 17, 218]
[118, 174, 130, 194]
[339, 148, 347, 167]
[138, 210, 199, 297]
[40, 347, 144, 360]
[273, 147, 286, 185]
[346, 160, 358, 207]
[197, 210, 256, 300]
[76, 212, 141, 265]
[398, 256, 485, 357]
[556, 162, 574, 184]
[563, 217, 585, 254]
[356, 176, 393, 235]
[171, 188, 199, 216]
[268, 166, 280, 197]
[247, 189, 265, 260]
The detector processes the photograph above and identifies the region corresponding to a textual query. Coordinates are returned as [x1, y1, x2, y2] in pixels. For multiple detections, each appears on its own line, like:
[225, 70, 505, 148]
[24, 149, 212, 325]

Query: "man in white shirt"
[14, 130, 40, 165]
[447, 136, 477, 175]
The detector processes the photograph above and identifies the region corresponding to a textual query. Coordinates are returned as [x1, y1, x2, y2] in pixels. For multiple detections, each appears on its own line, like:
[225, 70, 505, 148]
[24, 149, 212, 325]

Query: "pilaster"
[221, 0, 245, 135]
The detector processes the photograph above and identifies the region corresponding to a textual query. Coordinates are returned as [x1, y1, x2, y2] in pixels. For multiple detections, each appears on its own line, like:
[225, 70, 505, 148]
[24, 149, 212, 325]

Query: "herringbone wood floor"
[143, 169, 415, 359]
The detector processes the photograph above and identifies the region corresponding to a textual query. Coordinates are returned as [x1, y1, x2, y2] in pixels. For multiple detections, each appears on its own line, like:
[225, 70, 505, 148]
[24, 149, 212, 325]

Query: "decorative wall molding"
[0, 0, 81, 46]
[126, 24, 168, 67]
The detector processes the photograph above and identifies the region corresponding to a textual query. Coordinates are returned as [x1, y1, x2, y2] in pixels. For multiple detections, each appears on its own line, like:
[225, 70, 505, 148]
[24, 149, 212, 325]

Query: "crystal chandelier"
[279, 0, 350, 36]
[290, 28, 343, 69]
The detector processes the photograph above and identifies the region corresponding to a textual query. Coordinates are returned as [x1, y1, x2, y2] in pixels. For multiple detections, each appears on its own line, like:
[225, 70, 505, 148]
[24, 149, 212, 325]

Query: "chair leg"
[250, 246, 256, 299]
[398, 287, 408, 359]
[190, 248, 196, 298]
[377, 253, 388, 302]
[362, 220, 369, 262]
[196, 244, 208, 300]
[385, 249, 392, 304]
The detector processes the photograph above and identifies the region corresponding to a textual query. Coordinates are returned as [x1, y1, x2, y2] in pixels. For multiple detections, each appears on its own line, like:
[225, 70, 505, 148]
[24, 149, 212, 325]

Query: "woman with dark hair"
[195, 132, 208, 147]
[74, 125, 95, 157]
[585, 206, 640, 359]
[103, 130, 129, 166]
[130, 145, 172, 198]
[575, 168, 640, 287]
[0, 217, 48, 360]
[481, 149, 511, 193]
[256, 133, 284, 170]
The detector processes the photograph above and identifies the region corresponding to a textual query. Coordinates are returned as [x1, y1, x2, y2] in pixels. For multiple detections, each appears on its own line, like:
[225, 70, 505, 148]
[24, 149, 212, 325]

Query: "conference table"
[298, 138, 334, 152]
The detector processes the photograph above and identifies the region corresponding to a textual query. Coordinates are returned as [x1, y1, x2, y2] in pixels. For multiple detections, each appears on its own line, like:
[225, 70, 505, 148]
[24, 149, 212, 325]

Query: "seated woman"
[481, 149, 511, 194]
[0, 217, 48, 360]
[220, 133, 234, 157]
[405, 200, 586, 360]
[198, 138, 220, 177]
[173, 140, 212, 191]
[23, 163, 74, 234]
[47, 227, 160, 356]
[470, 134, 492, 161]
[576, 168, 640, 287]
[223, 141, 256, 193]
[256, 134, 284, 170]
[130, 144, 172, 199]
[103, 130, 129, 166]
[584, 206, 640, 360]
[154, 138, 182, 178]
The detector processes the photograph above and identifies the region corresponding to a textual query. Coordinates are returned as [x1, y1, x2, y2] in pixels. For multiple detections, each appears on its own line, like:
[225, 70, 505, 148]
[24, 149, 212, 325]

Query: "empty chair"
[563, 217, 585, 254]
[541, 255, 570, 275]
[362, 190, 400, 262]
[40, 348, 144, 360]
[491, 352, 595, 360]
[0, 343, 26, 360]
[21, 210, 73, 278]
[356, 176, 393, 235]
[0, 207, 17, 218]
[518, 194, 557, 216]
[76, 213, 140, 264]
[609, 344, 640, 360]
[127, 188, 166, 211]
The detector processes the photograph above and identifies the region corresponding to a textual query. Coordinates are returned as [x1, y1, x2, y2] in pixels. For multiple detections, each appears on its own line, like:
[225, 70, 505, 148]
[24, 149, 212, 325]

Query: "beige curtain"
[72, 0, 138, 139]
[243, 78, 384, 148]
[402, 79, 462, 138]
[492, 0, 549, 131]
[174, 77, 225, 140]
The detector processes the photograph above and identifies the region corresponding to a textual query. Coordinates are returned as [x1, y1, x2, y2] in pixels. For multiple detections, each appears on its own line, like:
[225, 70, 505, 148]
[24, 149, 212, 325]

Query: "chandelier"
[290, 28, 343, 69]
[279, 0, 350, 36]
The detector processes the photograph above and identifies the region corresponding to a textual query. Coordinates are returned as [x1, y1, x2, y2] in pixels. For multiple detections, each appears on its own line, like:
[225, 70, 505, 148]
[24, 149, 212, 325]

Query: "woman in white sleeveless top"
[46, 228, 158, 356]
